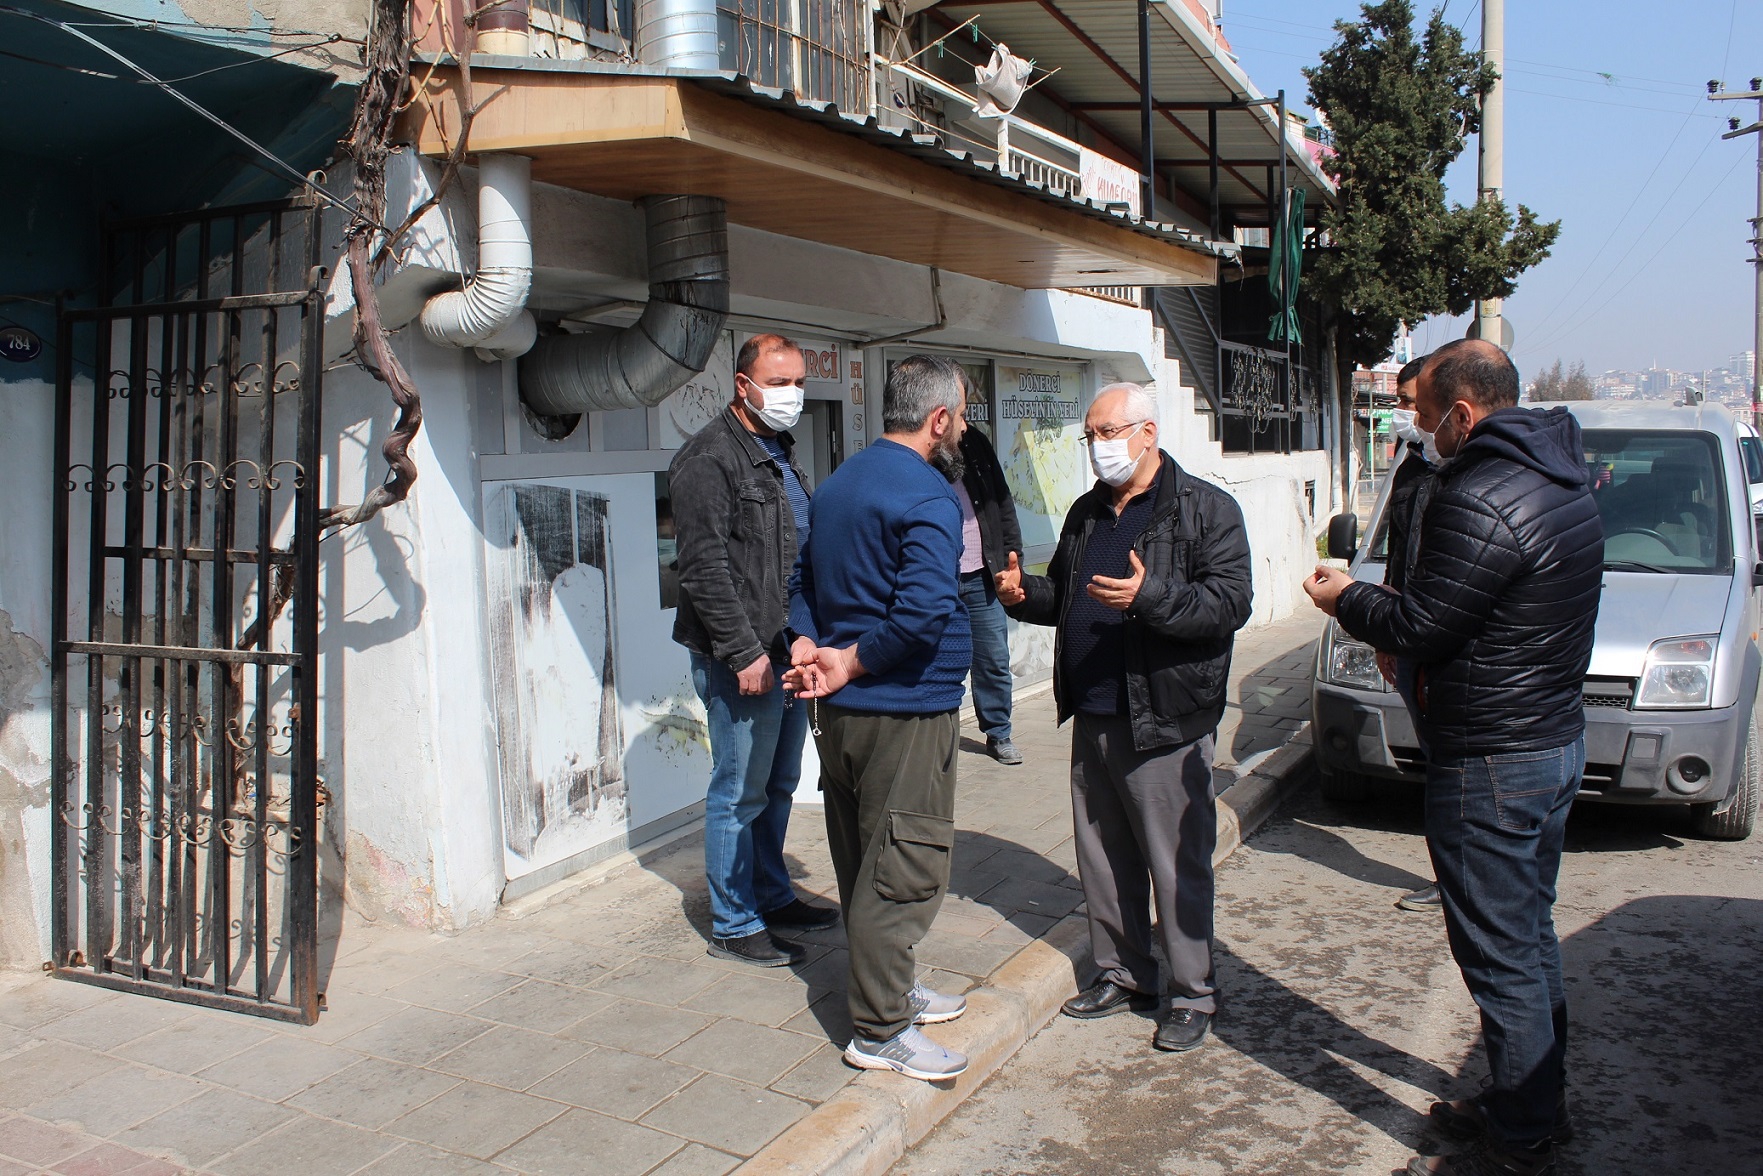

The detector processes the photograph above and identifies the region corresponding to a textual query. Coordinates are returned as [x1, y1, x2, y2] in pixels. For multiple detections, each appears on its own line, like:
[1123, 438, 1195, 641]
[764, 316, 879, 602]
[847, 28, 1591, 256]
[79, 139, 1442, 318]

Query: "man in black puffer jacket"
[1306, 339, 1603, 1176]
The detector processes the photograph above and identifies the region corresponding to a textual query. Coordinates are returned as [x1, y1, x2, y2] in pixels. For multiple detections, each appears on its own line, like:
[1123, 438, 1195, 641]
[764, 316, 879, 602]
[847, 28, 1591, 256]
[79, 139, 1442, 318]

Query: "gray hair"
[1096, 381, 1158, 428]
[883, 354, 965, 433]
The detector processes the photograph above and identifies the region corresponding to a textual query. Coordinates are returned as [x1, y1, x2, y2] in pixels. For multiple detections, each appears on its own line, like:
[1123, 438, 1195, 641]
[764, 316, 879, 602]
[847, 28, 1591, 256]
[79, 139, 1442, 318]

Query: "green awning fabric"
[1267, 187, 1305, 346]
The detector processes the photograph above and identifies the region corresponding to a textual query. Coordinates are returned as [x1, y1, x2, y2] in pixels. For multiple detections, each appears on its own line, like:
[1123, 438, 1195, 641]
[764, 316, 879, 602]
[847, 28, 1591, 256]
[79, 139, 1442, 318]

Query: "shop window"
[717, 0, 869, 111]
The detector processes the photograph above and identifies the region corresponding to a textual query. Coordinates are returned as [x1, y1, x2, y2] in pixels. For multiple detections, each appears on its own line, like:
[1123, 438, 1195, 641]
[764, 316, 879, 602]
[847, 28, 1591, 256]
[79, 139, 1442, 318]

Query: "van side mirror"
[1326, 513, 1359, 561]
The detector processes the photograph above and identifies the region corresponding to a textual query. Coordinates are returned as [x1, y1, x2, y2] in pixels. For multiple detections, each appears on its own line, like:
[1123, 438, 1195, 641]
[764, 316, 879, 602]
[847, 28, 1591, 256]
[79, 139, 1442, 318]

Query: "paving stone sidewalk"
[0, 613, 1324, 1176]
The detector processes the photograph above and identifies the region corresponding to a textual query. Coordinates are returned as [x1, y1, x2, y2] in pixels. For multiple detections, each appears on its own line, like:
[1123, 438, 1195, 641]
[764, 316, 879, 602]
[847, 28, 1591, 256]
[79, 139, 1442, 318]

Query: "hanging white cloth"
[974, 42, 1033, 118]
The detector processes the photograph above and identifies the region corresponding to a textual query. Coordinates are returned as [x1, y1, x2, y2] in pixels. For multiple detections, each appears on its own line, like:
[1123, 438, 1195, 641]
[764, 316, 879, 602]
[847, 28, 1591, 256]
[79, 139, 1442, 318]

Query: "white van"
[1312, 401, 1761, 840]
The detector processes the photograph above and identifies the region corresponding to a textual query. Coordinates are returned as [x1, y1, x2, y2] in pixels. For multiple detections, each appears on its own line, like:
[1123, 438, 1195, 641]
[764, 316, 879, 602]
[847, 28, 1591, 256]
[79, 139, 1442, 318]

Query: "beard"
[928, 435, 966, 484]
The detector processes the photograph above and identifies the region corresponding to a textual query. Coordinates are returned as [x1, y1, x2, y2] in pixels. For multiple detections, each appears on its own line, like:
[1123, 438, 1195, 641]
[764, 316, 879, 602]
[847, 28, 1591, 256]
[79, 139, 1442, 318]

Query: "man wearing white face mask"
[1382, 355, 1445, 914]
[671, 333, 839, 968]
[996, 382, 1252, 1054]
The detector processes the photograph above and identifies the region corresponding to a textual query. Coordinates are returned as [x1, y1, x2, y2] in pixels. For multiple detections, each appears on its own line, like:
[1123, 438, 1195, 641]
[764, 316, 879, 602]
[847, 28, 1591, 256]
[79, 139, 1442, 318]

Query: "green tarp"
[1267, 187, 1305, 346]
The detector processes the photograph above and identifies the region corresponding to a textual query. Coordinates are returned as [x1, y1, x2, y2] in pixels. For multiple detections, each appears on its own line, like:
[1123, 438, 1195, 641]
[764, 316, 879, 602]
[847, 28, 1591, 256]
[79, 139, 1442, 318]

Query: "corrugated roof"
[931, 0, 1335, 220]
[691, 73, 1240, 262]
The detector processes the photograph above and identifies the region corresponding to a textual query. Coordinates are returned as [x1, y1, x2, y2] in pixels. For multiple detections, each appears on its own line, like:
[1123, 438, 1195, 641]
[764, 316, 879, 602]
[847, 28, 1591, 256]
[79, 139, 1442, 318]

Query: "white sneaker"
[908, 979, 966, 1024]
[843, 1025, 969, 1081]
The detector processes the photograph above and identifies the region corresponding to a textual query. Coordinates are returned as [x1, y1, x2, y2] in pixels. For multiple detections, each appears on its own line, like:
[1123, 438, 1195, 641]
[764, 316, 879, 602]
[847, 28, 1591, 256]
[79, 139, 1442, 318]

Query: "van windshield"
[1584, 430, 1730, 573]
[1364, 429, 1731, 575]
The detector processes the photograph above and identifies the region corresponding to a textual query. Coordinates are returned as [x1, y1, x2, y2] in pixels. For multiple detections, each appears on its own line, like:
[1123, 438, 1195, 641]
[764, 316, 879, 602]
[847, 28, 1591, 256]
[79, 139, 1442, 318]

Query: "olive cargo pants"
[814, 702, 960, 1042]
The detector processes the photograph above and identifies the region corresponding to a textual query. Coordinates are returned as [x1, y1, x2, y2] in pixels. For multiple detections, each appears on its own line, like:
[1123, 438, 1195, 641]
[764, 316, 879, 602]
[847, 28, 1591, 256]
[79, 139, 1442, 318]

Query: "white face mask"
[1392, 408, 1438, 463]
[741, 376, 804, 432]
[1421, 431, 1444, 465]
[1088, 422, 1146, 487]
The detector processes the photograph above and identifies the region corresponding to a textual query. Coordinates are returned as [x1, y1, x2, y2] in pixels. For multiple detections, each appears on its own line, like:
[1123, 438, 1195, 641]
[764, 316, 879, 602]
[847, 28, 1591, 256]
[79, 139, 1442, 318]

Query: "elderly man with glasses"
[996, 381, 1252, 1054]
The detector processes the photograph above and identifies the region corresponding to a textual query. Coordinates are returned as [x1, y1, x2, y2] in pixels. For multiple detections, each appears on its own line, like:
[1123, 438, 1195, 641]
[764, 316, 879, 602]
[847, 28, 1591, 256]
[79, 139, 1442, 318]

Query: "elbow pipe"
[420, 153, 535, 357]
[519, 195, 729, 416]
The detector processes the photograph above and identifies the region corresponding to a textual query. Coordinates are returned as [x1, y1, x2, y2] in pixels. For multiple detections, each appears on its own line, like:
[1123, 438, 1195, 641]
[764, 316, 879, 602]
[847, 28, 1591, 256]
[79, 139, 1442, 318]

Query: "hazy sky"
[1221, 0, 1762, 378]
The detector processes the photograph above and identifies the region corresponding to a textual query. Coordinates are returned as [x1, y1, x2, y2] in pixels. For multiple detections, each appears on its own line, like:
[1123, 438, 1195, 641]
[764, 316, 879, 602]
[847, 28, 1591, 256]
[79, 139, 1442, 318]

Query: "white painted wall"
[0, 373, 55, 968]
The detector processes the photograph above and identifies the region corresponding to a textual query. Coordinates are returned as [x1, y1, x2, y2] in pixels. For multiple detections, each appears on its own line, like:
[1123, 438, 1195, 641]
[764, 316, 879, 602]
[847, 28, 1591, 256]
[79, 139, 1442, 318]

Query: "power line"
[1523, 151, 1749, 355]
[0, 6, 364, 223]
[1522, 95, 1708, 341]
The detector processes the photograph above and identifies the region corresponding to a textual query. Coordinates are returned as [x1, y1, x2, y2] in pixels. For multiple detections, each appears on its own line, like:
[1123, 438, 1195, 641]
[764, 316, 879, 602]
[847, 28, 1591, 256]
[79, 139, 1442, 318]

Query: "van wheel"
[1319, 768, 1372, 803]
[1692, 714, 1759, 841]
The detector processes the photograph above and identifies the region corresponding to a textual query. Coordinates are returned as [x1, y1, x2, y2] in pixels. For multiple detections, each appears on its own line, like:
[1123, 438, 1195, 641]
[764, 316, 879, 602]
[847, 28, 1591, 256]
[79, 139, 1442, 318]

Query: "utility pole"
[1473, 0, 1505, 349]
[1710, 77, 1763, 424]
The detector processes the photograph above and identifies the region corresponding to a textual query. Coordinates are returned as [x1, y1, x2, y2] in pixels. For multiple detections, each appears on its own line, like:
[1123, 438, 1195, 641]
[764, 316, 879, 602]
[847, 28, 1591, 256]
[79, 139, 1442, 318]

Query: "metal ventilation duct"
[635, 0, 720, 70]
[519, 195, 730, 415]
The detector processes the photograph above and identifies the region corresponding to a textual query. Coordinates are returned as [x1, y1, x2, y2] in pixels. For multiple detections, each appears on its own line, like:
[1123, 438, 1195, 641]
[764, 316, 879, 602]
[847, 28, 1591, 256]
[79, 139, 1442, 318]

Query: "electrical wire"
[0, 5, 366, 224]
[1520, 151, 1751, 358]
[1521, 94, 1708, 341]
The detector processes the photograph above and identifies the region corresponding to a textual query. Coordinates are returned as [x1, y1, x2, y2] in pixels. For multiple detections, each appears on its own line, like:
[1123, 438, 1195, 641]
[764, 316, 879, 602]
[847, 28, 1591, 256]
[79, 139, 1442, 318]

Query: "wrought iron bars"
[51, 198, 325, 1023]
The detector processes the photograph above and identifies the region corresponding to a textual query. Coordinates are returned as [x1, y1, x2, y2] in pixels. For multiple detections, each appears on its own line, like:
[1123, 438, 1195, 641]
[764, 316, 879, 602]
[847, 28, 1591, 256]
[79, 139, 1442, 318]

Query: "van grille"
[1582, 677, 1635, 710]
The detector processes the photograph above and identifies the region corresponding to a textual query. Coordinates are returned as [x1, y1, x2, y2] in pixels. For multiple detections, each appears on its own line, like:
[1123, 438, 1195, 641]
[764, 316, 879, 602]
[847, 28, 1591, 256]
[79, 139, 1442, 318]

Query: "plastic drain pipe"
[420, 152, 537, 362]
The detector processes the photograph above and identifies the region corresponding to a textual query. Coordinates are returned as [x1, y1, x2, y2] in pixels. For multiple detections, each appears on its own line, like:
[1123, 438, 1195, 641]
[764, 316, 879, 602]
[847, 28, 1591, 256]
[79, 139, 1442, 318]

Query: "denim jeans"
[690, 652, 809, 939]
[959, 570, 1013, 742]
[1426, 735, 1582, 1148]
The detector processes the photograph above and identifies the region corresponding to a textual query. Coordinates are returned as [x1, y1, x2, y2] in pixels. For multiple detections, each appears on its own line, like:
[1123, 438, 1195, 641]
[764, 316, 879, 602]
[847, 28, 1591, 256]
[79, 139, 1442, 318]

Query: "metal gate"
[51, 198, 326, 1022]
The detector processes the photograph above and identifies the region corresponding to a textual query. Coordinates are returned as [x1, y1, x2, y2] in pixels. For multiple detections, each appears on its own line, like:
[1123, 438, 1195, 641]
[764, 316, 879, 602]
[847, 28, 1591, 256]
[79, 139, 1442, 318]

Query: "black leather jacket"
[669, 408, 807, 672]
[1008, 454, 1254, 750]
[1338, 406, 1605, 759]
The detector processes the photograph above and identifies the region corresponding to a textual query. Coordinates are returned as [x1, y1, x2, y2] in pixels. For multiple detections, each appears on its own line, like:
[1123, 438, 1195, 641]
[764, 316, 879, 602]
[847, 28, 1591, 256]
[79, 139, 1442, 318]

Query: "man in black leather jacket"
[997, 383, 1252, 1055]
[671, 333, 839, 969]
[1306, 339, 1604, 1176]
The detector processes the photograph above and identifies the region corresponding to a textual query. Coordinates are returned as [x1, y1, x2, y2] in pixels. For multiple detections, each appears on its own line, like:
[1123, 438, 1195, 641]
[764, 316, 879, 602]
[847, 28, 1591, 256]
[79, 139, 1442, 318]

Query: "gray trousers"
[815, 702, 959, 1041]
[1071, 712, 1218, 1012]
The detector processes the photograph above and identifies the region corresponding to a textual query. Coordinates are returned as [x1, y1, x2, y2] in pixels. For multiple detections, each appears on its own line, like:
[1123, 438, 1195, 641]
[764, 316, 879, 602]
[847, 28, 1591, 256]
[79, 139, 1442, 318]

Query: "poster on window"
[995, 363, 1088, 552]
[484, 481, 627, 877]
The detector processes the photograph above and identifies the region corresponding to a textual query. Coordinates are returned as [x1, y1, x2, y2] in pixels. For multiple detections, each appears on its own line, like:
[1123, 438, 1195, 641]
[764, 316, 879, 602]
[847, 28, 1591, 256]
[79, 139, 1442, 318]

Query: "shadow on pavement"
[1435, 894, 1763, 1176]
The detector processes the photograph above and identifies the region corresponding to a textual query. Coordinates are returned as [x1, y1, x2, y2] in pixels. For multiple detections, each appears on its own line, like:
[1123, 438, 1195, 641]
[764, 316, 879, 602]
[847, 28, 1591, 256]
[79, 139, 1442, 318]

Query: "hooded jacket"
[1337, 406, 1605, 758]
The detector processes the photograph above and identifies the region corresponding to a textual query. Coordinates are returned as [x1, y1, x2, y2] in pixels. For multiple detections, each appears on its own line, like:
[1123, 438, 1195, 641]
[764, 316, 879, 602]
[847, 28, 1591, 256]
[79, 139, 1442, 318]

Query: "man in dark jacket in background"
[1382, 353, 1446, 914]
[1305, 339, 1604, 1176]
[996, 382, 1253, 1055]
[955, 416, 1026, 764]
[671, 333, 839, 970]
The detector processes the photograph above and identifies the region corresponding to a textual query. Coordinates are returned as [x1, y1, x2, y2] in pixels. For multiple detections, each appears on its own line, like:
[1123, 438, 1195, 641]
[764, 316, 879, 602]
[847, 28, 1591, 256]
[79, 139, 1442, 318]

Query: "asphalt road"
[896, 781, 1763, 1176]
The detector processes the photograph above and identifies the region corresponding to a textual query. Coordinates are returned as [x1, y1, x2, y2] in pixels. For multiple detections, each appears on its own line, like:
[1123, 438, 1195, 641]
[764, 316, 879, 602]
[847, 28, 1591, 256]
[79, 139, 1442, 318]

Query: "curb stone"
[738, 728, 1317, 1176]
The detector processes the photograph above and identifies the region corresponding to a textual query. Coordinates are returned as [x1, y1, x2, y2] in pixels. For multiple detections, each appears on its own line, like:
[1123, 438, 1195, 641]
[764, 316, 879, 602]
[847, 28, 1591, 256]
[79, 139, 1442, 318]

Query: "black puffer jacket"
[1337, 406, 1604, 758]
[1008, 454, 1253, 750]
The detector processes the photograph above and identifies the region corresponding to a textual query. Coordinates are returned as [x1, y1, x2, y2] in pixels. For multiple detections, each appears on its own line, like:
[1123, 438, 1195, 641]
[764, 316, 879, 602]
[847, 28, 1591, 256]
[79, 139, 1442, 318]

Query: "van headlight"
[1323, 623, 1389, 692]
[1634, 636, 1717, 709]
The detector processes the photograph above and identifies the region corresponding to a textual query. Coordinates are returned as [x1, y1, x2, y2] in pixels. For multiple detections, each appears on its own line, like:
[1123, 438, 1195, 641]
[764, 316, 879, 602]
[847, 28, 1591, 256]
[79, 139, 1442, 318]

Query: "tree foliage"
[1304, 0, 1561, 370]
[1530, 359, 1593, 401]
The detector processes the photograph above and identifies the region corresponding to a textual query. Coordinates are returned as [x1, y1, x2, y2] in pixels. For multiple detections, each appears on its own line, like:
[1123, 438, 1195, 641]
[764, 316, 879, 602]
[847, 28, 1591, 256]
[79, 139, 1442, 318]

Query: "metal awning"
[404, 62, 1224, 290]
[928, 0, 1334, 226]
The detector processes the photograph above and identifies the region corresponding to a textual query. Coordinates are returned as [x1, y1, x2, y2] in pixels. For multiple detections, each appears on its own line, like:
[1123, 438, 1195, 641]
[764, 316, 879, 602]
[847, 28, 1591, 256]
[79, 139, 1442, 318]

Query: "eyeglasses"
[1081, 420, 1146, 444]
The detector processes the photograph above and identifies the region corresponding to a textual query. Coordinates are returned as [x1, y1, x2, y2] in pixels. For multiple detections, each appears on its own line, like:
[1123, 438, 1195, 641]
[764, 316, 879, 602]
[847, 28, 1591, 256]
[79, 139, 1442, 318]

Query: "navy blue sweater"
[791, 439, 971, 714]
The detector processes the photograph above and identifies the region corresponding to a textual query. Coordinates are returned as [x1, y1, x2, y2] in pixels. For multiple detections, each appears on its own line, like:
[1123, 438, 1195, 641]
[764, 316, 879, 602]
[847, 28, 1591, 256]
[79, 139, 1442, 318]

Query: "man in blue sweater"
[785, 355, 974, 1081]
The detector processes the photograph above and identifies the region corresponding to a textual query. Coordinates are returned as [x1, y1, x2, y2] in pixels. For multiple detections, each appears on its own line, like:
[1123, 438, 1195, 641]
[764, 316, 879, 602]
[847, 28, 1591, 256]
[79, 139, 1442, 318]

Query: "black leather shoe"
[708, 930, 805, 967]
[1152, 1007, 1212, 1052]
[764, 897, 841, 930]
[1430, 1091, 1574, 1146]
[1407, 1137, 1557, 1176]
[1061, 979, 1159, 1019]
